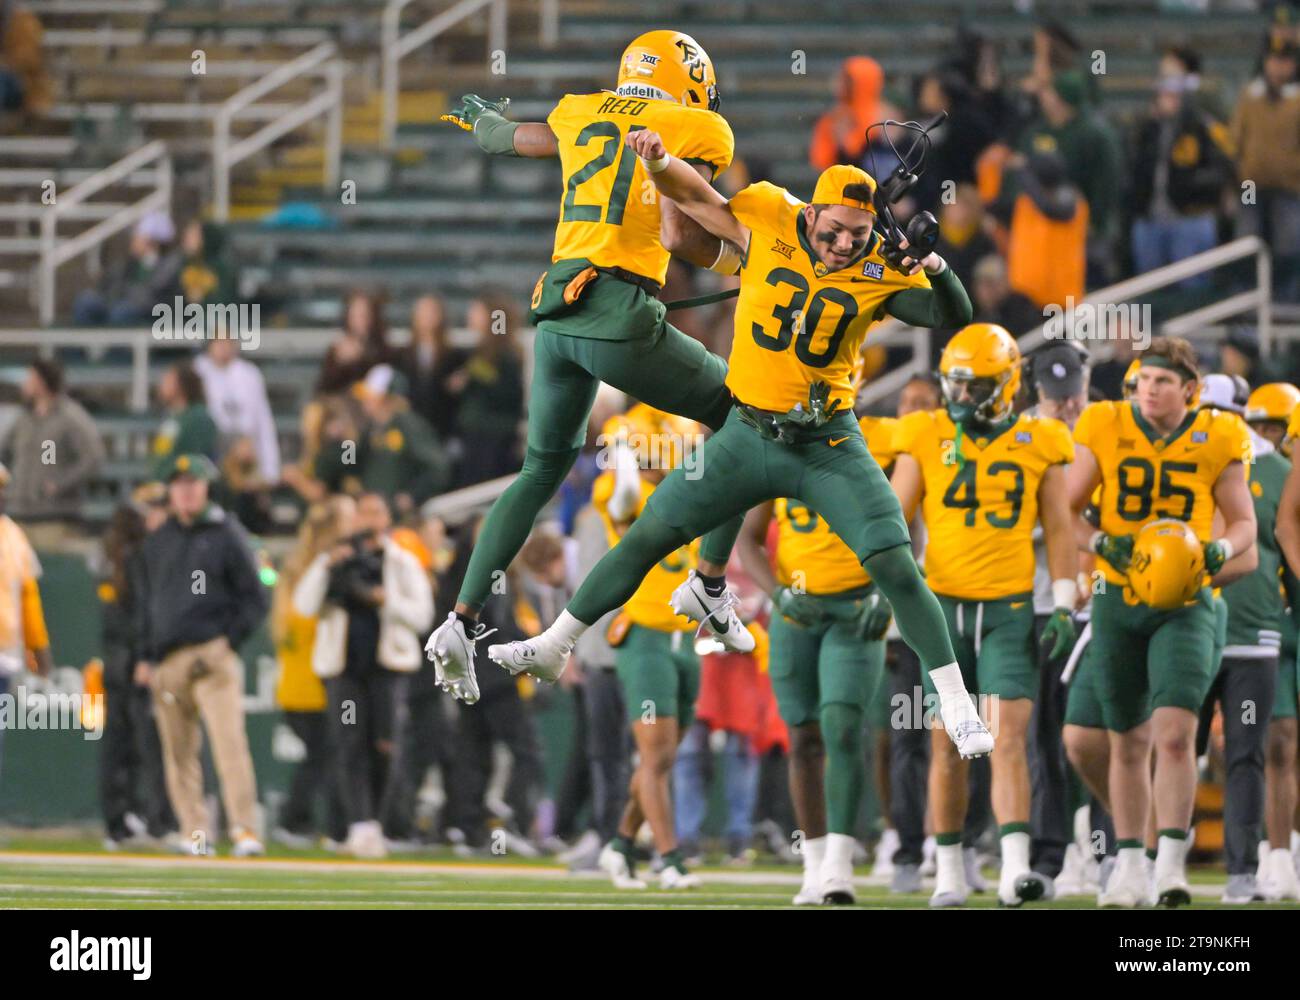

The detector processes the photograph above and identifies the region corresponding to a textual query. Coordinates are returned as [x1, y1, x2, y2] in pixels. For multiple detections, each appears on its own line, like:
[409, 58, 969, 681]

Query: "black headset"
[865, 113, 946, 272]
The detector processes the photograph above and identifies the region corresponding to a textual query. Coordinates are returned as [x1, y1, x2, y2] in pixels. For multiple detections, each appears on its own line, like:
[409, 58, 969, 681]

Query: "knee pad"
[820, 703, 865, 757]
[517, 446, 581, 494]
[862, 544, 924, 596]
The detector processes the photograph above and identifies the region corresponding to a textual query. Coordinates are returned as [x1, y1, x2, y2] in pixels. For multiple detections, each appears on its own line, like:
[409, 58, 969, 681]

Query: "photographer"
[292, 492, 432, 859]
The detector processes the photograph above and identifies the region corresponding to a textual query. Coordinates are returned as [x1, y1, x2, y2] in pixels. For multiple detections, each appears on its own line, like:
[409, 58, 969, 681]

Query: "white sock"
[934, 842, 965, 894]
[1291, 830, 1300, 855]
[1000, 830, 1030, 879]
[1154, 834, 1188, 884]
[823, 833, 855, 882]
[1114, 845, 1146, 885]
[928, 663, 976, 723]
[801, 835, 826, 887]
[543, 610, 588, 650]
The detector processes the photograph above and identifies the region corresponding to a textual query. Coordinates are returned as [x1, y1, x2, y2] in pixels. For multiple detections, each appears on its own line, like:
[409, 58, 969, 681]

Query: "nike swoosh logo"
[692, 590, 730, 636]
[828, 437, 849, 447]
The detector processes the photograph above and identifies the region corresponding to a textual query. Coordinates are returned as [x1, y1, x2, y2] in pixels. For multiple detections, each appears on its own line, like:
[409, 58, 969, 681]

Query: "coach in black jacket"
[135, 453, 268, 855]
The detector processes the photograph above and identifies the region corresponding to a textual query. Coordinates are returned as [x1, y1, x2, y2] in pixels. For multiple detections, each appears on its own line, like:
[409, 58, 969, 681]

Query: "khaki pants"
[152, 635, 258, 842]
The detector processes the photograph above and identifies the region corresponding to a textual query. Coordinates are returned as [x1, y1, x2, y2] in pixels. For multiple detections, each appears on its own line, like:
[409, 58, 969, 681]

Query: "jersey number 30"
[752, 267, 858, 369]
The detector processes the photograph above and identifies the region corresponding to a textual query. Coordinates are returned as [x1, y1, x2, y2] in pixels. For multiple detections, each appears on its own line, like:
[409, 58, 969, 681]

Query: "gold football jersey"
[724, 181, 929, 414]
[547, 92, 733, 285]
[592, 471, 697, 632]
[772, 416, 893, 595]
[894, 408, 1075, 599]
[1074, 401, 1251, 585]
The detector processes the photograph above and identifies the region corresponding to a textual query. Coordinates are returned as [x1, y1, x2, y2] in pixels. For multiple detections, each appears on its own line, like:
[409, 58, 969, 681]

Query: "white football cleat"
[1154, 870, 1191, 908]
[425, 612, 494, 704]
[871, 828, 900, 880]
[793, 879, 825, 905]
[598, 842, 646, 890]
[942, 709, 994, 759]
[659, 863, 701, 890]
[670, 571, 755, 653]
[964, 846, 990, 893]
[1014, 871, 1056, 904]
[488, 634, 570, 683]
[820, 873, 856, 905]
[1054, 843, 1099, 897]
[1260, 847, 1300, 901]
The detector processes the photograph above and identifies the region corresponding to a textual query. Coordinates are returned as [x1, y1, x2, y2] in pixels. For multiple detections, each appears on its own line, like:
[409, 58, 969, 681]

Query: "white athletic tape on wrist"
[1215, 538, 1234, 563]
[709, 241, 742, 275]
[1051, 578, 1078, 611]
[642, 152, 671, 173]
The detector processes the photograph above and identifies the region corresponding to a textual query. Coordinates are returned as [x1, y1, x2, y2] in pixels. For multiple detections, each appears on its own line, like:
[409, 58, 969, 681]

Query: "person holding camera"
[292, 491, 433, 858]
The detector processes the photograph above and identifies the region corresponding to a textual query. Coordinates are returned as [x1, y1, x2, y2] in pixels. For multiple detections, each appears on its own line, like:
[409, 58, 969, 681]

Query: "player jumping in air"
[427, 30, 754, 703]
[489, 129, 994, 760]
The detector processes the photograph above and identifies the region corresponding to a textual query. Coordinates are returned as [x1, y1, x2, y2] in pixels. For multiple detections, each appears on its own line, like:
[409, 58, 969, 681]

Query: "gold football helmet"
[1127, 518, 1205, 610]
[616, 30, 720, 111]
[939, 323, 1022, 425]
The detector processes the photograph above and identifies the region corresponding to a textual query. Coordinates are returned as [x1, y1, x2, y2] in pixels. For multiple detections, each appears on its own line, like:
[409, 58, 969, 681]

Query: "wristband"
[642, 152, 671, 173]
[709, 241, 742, 275]
[1051, 578, 1078, 611]
[1089, 530, 1106, 555]
[1214, 538, 1235, 563]
[923, 254, 948, 276]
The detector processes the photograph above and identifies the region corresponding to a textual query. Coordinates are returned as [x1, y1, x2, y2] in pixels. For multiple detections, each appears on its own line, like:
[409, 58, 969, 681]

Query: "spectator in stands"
[0, 461, 50, 788]
[134, 453, 268, 857]
[292, 491, 432, 859]
[72, 212, 181, 326]
[1231, 39, 1300, 299]
[1004, 150, 1088, 311]
[313, 364, 449, 517]
[151, 361, 217, 480]
[913, 72, 996, 212]
[401, 294, 466, 441]
[196, 339, 279, 476]
[1220, 331, 1265, 387]
[969, 254, 1043, 336]
[316, 289, 394, 395]
[933, 183, 998, 287]
[809, 56, 900, 172]
[1089, 324, 1143, 401]
[1129, 73, 1234, 283]
[445, 292, 526, 488]
[270, 496, 354, 849]
[0, 1, 50, 116]
[1160, 45, 1226, 123]
[0, 359, 104, 543]
[177, 219, 234, 310]
[98, 501, 174, 849]
[1017, 71, 1123, 282]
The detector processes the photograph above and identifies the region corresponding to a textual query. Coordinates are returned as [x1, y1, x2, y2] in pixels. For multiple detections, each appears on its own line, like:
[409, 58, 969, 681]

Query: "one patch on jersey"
[861, 261, 885, 280]
[771, 238, 795, 260]
[1015, 431, 1032, 444]
[1192, 431, 1208, 443]
[1117, 438, 1135, 450]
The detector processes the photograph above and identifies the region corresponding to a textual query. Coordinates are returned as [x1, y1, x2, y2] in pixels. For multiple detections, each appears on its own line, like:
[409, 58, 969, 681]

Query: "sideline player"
[891, 323, 1078, 906]
[1067, 337, 1257, 907]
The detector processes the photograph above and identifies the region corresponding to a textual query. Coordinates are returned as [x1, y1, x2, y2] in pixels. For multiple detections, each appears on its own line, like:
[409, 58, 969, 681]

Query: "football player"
[734, 415, 898, 905]
[428, 30, 753, 703]
[1198, 375, 1287, 903]
[1067, 337, 1258, 907]
[1263, 391, 1300, 897]
[890, 323, 1078, 907]
[591, 404, 705, 890]
[488, 142, 995, 764]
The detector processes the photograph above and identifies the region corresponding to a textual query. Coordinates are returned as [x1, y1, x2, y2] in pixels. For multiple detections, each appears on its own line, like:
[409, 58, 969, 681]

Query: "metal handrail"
[212, 42, 345, 223]
[35, 140, 172, 327]
[381, 0, 560, 150]
[857, 236, 1274, 409]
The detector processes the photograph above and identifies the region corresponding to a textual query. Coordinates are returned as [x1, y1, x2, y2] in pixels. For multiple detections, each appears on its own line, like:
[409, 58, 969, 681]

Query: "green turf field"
[1, 846, 1296, 909]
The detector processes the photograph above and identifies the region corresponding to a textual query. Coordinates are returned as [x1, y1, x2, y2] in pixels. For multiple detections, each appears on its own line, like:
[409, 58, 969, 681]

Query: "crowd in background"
[0, 6, 1299, 866]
